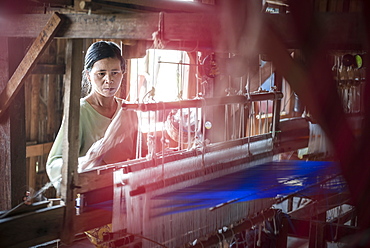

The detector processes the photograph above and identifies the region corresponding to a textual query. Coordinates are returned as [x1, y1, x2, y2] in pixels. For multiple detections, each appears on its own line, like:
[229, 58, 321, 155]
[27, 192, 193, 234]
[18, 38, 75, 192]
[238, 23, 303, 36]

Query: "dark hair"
[81, 41, 125, 97]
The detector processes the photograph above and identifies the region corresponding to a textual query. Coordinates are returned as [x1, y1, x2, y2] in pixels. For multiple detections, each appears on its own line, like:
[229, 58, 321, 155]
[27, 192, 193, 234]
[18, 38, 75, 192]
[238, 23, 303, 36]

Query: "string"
[136, 110, 142, 159]
[161, 101, 166, 184]
[258, 54, 262, 135]
[247, 68, 252, 152]
[187, 107, 191, 149]
[201, 98, 207, 171]
[225, 103, 229, 141]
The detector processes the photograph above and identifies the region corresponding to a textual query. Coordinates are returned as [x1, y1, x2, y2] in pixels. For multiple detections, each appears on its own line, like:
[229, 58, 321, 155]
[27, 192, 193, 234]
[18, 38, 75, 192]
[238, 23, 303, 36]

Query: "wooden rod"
[122, 92, 283, 112]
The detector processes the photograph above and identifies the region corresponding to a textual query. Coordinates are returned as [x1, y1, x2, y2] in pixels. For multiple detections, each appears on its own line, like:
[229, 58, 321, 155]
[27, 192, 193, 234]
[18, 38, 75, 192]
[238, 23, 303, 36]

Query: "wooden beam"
[289, 193, 352, 220]
[0, 37, 12, 211]
[58, 13, 160, 39]
[0, 201, 49, 219]
[309, 211, 326, 248]
[0, 205, 64, 248]
[287, 218, 360, 241]
[26, 142, 53, 158]
[28, 74, 42, 191]
[329, 207, 357, 225]
[38, 0, 73, 5]
[31, 63, 65, 74]
[0, 12, 364, 50]
[0, 12, 64, 119]
[77, 168, 114, 193]
[163, 12, 216, 43]
[75, 208, 112, 233]
[60, 38, 83, 244]
[84, 0, 215, 13]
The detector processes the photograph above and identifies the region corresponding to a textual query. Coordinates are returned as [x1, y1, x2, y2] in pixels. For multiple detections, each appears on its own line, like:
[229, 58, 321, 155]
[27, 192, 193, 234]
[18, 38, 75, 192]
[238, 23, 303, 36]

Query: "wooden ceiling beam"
[0, 12, 365, 49]
[78, 0, 216, 13]
[0, 12, 217, 44]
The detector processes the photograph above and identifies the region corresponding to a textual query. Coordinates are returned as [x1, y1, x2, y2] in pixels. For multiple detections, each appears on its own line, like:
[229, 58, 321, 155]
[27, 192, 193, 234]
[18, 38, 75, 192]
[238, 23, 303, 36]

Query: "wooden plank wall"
[25, 39, 66, 199]
[314, 0, 362, 12]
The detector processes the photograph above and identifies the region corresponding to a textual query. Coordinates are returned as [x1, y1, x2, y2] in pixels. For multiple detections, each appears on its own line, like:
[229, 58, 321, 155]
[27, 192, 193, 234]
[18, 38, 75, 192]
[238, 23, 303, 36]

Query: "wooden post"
[0, 37, 12, 211]
[0, 37, 27, 210]
[272, 68, 282, 140]
[60, 38, 83, 244]
[276, 215, 288, 248]
[28, 74, 42, 192]
[287, 197, 294, 212]
[309, 211, 327, 248]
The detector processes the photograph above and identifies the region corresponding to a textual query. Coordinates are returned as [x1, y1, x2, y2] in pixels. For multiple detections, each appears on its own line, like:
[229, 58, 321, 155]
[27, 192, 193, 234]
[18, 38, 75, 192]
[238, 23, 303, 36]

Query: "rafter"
[0, 12, 64, 119]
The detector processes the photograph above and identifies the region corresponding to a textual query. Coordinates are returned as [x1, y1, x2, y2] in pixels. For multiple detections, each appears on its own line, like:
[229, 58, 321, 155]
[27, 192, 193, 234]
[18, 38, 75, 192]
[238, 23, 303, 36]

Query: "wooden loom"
[71, 90, 313, 247]
[0, 5, 364, 247]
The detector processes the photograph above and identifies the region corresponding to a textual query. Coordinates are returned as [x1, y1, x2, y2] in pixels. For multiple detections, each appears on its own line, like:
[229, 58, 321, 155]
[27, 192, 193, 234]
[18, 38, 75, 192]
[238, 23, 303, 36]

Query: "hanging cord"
[246, 67, 252, 154]
[161, 101, 166, 185]
[200, 97, 207, 172]
[258, 55, 263, 135]
[238, 76, 245, 139]
[136, 111, 143, 159]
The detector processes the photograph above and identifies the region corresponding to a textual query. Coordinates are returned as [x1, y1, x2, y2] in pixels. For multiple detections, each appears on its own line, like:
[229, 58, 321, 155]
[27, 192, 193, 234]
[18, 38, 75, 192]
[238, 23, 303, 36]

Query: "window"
[129, 49, 190, 103]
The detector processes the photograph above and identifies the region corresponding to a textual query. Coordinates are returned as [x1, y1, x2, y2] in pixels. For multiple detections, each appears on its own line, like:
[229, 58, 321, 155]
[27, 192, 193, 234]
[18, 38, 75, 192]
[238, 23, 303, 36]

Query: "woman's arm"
[79, 108, 139, 170]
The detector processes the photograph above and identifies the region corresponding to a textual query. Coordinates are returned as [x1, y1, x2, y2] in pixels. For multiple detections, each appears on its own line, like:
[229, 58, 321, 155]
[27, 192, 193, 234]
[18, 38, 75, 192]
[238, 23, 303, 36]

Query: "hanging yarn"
[112, 139, 275, 247]
[152, 160, 344, 215]
[308, 122, 333, 156]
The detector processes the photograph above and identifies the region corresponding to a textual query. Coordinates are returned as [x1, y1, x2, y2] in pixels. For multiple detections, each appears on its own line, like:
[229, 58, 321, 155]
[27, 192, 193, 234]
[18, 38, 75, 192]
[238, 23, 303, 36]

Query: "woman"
[46, 41, 138, 192]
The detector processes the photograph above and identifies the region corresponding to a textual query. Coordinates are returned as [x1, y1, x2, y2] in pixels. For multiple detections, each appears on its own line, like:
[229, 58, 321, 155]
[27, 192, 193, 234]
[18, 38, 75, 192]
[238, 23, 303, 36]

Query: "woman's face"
[87, 57, 123, 98]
